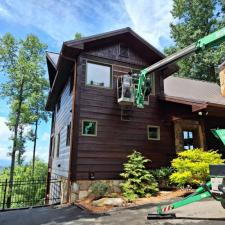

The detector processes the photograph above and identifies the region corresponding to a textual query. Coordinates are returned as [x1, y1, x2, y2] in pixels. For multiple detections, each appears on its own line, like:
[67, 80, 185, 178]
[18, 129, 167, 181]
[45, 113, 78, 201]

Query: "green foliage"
[120, 150, 158, 201]
[0, 33, 49, 184]
[170, 148, 224, 186]
[74, 32, 83, 40]
[90, 181, 110, 198]
[166, 0, 225, 82]
[0, 159, 48, 208]
[151, 167, 174, 188]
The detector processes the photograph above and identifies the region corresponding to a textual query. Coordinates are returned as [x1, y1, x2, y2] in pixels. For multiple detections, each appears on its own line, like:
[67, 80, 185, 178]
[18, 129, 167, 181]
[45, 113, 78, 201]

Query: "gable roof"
[64, 27, 165, 60]
[164, 76, 225, 107]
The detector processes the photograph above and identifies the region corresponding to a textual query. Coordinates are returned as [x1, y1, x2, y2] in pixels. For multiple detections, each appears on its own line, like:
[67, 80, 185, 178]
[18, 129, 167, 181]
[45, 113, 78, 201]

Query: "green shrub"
[170, 148, 224, 187]
[90, 181, 110, 198]
[151, 167, 174, 188]
[120, 150, 158, 201]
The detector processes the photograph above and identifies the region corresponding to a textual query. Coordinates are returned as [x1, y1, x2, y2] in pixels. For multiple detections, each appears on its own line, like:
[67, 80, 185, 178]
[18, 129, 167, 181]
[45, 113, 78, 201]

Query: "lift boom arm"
[136, 27, 225, 108]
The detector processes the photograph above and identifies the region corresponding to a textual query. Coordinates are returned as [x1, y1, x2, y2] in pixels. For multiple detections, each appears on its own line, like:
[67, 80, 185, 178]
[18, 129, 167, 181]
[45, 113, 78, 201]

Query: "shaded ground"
[1, 198, 225, 225]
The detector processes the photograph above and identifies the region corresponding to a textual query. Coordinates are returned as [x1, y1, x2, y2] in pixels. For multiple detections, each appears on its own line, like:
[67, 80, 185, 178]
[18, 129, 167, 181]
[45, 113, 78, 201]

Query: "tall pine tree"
[165, 0, 225, 82]
[0, 33, 47, 206]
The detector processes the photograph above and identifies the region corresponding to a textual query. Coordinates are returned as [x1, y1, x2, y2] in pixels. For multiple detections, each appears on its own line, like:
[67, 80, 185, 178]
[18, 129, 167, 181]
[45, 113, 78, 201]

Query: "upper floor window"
[86, 62, 112, 88]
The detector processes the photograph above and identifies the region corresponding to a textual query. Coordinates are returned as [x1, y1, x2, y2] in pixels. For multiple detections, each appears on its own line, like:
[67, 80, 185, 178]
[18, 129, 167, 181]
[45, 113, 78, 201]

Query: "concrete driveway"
[1, 198, 225, 225]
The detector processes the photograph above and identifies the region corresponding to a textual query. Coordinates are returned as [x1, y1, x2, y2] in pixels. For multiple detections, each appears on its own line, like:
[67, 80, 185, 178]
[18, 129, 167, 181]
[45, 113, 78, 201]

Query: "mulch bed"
[76, 189, 193, 214]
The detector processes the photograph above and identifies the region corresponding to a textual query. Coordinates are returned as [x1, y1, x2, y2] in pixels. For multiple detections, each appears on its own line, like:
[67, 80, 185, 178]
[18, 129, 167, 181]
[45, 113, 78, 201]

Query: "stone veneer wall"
[70, 180, 123, 201]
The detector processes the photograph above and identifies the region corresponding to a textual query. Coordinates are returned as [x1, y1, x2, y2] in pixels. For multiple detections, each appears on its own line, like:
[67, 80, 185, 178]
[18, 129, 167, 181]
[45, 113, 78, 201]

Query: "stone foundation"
[70, 180, 123, 200]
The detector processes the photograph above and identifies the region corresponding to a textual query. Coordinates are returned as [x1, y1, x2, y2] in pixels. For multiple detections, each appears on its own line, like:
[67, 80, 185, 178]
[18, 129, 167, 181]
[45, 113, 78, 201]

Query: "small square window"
[147, 125, 160, 140]
[82, 120, 97, 136]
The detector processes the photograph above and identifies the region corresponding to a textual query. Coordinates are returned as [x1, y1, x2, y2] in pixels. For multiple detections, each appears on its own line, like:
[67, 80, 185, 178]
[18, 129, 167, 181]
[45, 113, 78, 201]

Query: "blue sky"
[0, 0, 174, 167]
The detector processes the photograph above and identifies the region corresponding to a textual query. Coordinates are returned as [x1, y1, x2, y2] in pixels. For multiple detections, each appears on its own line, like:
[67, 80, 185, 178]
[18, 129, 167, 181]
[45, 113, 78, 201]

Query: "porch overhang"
[163, 95, 225, 117]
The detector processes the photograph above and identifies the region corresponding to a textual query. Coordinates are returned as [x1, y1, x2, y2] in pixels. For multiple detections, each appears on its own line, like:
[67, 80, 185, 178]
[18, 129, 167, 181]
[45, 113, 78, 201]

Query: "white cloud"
[122, 0, 173, 49]
[0, 144, 10, 161]
[0, 116, 11, 141]
[0, 0, 173, 50]
[41, 132, 50, 142]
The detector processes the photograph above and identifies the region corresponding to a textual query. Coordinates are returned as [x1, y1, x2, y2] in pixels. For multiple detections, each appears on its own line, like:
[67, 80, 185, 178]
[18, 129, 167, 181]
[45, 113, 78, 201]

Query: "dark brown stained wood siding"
[70, 51, 178, 180]
[85, 42, 149, 66]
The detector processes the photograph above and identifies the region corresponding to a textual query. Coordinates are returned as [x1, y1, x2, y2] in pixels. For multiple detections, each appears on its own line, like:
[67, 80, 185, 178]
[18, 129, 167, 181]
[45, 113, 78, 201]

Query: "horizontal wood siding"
[51, 79, 72, 178]
[72, 53, 176, 180]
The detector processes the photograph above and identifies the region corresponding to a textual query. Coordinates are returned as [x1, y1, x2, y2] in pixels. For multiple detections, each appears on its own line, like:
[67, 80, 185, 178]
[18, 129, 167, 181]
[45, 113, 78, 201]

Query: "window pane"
[189, 131, 193, 139]
[148, 126, 159, 140]
[82, 121, 97, 136]
[86, 63, 111, 88]
[183, 131, 188, 139]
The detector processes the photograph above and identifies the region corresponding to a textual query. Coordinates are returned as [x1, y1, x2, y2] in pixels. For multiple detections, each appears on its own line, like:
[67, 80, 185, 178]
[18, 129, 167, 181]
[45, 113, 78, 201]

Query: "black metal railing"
[0, 178, 61, 210]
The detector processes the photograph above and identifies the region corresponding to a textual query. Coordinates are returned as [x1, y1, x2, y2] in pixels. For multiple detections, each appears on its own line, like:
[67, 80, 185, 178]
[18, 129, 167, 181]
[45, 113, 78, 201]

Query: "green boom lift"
[130, 27, 225, 219]
[135, 27, 225, 108]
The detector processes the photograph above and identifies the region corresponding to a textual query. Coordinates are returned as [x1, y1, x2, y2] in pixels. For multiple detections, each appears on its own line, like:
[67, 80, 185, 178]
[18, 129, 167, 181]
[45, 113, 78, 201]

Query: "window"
[147, 125, 160, 140]
[86, 62, 112, 88]
[56, 96, 61, 112]
[56, 132, 60, 157]
[119, 43, 129, 58]
[66, 123, 71, 146]
[82, 120, 97, 136]
[183, 130, 194, 150]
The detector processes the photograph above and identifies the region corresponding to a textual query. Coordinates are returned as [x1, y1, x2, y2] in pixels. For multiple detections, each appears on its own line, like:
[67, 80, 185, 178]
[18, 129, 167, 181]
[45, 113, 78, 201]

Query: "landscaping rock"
[92, 197, 124, 207]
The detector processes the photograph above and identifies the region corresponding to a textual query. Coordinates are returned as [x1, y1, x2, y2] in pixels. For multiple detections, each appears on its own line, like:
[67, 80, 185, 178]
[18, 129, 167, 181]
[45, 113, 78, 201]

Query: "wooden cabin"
[46, 27, 225, 201]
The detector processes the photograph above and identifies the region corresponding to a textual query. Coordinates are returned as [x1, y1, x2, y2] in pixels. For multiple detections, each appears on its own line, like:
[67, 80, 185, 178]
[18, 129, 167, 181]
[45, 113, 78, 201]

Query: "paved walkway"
[1, 198, 225, 225]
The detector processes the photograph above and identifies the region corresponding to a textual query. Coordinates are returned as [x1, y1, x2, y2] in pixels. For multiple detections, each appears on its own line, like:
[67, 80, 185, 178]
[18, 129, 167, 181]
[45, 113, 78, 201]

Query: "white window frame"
[147, 125, 160, 140]
[82, 120, 98, 137]
[85, 61, 112, 89]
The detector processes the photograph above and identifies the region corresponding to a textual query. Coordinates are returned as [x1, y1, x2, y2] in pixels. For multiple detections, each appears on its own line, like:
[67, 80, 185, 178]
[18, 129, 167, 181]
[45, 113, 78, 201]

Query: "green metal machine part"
[135, 27, 225, 108]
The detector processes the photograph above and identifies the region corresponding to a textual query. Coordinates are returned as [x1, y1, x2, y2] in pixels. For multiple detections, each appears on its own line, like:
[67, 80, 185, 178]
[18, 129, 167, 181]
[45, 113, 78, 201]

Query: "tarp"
[211, 129, 225, 146]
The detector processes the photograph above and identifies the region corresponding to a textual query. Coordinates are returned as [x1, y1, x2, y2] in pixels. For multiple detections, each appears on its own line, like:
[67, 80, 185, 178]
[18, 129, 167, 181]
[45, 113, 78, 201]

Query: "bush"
[90, 181, 110, 198]
[120, 150, 158, 201]
[170, 148, 224, 187]
[151, 167, 174, 188]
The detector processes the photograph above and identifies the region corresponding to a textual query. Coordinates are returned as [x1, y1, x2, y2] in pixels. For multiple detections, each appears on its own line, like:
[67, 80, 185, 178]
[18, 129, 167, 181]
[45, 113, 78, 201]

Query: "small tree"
[170, 148, 225, 187]
[120, 150, 158, 201]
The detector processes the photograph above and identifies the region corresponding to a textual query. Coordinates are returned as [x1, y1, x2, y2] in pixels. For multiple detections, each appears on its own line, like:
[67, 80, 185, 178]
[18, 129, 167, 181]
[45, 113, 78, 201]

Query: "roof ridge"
[170, 75, 218, 85]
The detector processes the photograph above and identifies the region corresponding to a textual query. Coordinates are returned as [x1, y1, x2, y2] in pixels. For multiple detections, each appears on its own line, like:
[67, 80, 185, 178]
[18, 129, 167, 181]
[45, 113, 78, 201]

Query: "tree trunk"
[32, 119, 38, 176]
[7, 78, 24, 208]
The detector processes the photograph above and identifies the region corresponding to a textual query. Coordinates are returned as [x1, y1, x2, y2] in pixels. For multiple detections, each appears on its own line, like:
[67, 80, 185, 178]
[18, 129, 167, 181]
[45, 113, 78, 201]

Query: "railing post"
[2, 179, 8, 211]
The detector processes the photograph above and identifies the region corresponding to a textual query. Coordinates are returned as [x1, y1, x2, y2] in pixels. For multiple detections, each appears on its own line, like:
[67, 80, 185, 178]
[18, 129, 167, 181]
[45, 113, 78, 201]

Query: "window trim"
[147, 125, 160, 141]
[85, 61, 113, 89]
[183, 130, 194, 150]
[81, 120, 98, 137]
